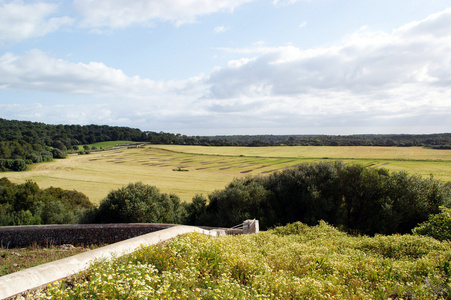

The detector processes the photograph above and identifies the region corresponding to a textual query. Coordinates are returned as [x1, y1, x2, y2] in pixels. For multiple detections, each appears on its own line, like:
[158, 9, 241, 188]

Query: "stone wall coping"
[0, 223, 175, 232]
[0, 225, 225, 299]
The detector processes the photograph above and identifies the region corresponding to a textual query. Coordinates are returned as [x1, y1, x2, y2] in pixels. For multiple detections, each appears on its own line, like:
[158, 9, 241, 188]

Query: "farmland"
[3, 145, 451, 204]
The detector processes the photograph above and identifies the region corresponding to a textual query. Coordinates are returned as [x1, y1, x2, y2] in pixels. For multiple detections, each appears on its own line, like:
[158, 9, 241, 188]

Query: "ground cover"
[34, 222, 451, 299]
[3, 145, 451, 204]
[0, 244, 92, 276]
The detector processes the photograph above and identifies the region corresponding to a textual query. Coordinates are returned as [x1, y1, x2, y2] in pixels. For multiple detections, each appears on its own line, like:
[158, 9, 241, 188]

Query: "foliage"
[0, 178, 93, 226]
[0, 159, 27, 171]
[89, 182, 187, 224]
[413, 206, 451, 241]
[203, 177, 276, 229]
[191, 162, 451, 234]
[184, 194, 208, 225]
[38, 222, 451, 299]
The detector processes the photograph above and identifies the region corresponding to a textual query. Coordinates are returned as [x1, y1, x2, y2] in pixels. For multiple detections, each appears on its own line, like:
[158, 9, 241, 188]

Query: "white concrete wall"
[0, 225, 225, 300]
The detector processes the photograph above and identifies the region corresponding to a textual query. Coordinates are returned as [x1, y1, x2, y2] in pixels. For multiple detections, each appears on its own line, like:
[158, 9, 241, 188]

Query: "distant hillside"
[1, 118, 450, 171]
[213, 133, 451, 148]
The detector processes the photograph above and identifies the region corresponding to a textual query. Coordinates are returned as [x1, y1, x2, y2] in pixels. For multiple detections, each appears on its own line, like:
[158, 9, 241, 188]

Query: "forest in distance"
[1, 118, 451, 172]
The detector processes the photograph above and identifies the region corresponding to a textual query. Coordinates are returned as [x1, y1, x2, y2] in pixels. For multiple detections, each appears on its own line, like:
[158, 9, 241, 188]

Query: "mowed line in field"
[3, 145, 451, 204]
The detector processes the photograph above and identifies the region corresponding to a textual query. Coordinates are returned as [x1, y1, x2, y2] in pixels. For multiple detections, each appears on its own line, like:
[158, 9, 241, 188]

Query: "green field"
[76, 140, 139, 150]
[3, 145, 451, 204]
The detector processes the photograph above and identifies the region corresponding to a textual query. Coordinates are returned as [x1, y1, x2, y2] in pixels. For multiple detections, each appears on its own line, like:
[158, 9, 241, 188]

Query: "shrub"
[0, 178, 93, 226]
[93, 182, 187, 224]
[413, 206, 451, 241]
[51, 148, 67, 159]
[0, 159, 27, 171]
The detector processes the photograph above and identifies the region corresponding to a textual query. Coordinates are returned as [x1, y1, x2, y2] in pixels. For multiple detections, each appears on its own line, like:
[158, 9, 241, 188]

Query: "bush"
[51, 148, 67, 159]
[93, 182, 187, 224]
[0, 159, 27, 171]
[412, 206, 451, 241]
[0, 178, 93, 226]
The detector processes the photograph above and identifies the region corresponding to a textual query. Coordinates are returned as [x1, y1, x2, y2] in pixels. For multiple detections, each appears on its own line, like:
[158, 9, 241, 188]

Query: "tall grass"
[36, 222, 451, 299]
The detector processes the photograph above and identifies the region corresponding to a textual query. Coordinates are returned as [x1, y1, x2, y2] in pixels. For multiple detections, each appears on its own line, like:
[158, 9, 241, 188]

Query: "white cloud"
[0, 48, 213, 132]
[214, 26, 228, 33]
[394, 7, 451, 39]
[298, 21, 307, 29]
[73, 0, 254, 28]
[0, 1, 73, 42]
[272, 0, 301, 6]
[209, 9, 451, 96]
[0, 48, 209, 131]
[203, 8, 451, 132]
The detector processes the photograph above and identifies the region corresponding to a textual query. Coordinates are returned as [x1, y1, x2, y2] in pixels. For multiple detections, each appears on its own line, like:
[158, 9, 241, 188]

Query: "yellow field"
[157, 145, 451, 160]
[3, 145, 451, 204]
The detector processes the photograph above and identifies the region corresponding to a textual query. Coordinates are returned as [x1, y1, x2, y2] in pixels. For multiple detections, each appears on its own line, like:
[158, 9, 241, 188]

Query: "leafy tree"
[184, 194, 208, 225]
[204, 177, 275, 228]
[93, 182, 187, 224]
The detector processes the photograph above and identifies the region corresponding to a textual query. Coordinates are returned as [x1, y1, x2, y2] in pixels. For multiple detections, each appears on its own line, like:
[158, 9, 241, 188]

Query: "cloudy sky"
[1, 0, 450, 135]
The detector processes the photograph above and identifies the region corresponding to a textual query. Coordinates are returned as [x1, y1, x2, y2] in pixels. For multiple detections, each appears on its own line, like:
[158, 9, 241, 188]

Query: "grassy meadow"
[3, 145, 451, 204]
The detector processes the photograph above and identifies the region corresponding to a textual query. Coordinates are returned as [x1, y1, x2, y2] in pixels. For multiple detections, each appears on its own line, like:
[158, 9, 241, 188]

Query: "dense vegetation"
[83, 182, 187, 224]
[1, 118, 451, 171]
[36, 222, 451, 299]
[0, 178, 93, 226]
[186, 161, 451, 235]
[413, 206, 451, 241]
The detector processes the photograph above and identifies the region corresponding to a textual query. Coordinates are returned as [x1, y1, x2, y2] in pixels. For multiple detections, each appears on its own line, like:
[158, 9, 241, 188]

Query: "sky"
[1, 0, 451, 136]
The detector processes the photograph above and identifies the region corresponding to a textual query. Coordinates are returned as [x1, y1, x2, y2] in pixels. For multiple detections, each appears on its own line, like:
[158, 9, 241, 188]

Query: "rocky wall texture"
[0, 224, 176, 247]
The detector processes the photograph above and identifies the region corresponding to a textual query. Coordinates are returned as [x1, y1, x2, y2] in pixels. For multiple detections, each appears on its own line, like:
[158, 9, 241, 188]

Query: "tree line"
[0, 178, 92, 225]
[2, 118, 451, 171]
[187, 161, 451, 235]
[3, 161, 450, 239]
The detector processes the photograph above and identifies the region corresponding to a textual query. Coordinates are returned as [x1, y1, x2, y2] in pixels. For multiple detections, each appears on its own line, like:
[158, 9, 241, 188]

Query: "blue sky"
[1, 0, 451, 135]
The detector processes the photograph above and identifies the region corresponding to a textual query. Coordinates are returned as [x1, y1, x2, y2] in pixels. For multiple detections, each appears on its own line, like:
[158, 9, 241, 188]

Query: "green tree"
[205, 178, 275, 228]
[94, 182, 186, 224]
[51, 148, 67, 159]
[184, 194, 208, 225]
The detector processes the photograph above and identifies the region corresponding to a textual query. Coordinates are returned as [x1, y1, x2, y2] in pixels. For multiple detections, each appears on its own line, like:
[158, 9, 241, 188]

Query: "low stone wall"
[0, 223, 178, 247]
[0, 225, 226, 300]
